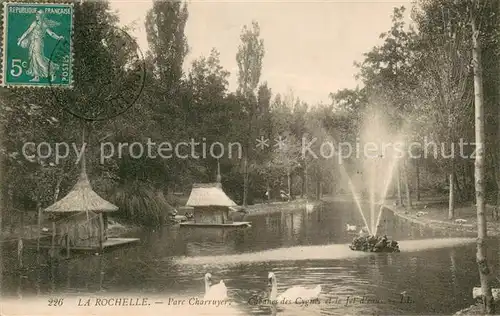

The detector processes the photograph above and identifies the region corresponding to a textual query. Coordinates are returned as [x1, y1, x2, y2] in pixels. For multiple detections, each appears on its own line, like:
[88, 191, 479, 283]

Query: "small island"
[349, 235, 400, 253]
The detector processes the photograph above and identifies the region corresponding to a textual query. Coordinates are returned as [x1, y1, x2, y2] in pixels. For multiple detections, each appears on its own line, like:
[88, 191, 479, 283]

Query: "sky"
[109, 0, 413, 105]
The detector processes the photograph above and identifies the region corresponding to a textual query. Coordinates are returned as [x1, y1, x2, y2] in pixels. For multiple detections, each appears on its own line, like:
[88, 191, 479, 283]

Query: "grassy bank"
[454, 304, 485, 315]
[383, 196, 500, 237]
[244, 198, 322, 216]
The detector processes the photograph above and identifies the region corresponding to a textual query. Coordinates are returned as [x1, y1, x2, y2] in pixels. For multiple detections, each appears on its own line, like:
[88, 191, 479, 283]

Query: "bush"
[109, 181, 177, 226]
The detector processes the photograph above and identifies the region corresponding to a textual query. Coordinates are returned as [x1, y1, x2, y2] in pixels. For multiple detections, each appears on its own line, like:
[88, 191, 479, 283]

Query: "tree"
[355, 7, 421, 207]
[145, 0, 189, 87]
[301, 106, 338, 200]
[271, 132, 302, 200]
[235, 20, 265, 206]
[413, 0, 473, 219]
[1, 0, 136, 208]
[0, 0, 182, 227]
[186, 48, 232, 180]
[236, 21, 265, 96]
[496, 0, 500, 219]
[471, 0, 494, 312]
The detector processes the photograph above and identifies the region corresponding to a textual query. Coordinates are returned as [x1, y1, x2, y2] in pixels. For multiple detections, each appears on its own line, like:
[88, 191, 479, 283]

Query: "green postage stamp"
[1, 2, 73, 87]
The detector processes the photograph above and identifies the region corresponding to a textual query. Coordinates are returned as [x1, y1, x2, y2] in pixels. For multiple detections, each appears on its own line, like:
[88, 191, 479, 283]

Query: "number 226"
[48, 298, 64, 306]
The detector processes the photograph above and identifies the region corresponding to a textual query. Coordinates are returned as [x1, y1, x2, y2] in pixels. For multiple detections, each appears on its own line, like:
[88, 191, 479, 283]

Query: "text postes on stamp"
[1, 2, 74, 88]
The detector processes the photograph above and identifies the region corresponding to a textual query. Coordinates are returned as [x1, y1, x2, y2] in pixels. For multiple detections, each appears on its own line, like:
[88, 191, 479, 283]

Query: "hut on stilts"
[181, 160, 250, 228]
[43, 155, 138, 255]
[185, 182, 237, 224]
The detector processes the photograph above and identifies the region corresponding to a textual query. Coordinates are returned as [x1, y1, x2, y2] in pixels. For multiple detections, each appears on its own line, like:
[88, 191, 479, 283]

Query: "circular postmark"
[48, 23, 146, 121]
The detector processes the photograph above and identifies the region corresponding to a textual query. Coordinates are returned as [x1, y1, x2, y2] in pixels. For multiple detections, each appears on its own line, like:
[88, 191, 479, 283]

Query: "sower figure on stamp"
[17, 10, 64, 82]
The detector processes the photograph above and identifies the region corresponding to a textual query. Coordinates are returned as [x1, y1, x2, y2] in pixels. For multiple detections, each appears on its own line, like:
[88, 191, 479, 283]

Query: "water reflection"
[50, 258, 56, 293]
[99, 256, 105, 292]
[450, 249, 458, 296]
[66, 260, 71, 291]
[35, 254, 41, 296]
[16, 274, 22, 299]
[0, 201, 487, 315]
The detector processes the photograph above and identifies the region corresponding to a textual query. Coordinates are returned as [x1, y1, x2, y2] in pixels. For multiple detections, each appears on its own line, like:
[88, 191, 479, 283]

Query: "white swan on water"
[204, 273, 228, 300]
[346, 224, 357, 232]
[268, 272, 321, 301]
[306, 203, 314, 212]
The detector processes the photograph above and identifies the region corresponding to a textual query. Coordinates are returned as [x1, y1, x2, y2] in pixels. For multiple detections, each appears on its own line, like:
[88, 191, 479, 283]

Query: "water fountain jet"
[347, 110, 404, 244]
[338, 154, 372, 235]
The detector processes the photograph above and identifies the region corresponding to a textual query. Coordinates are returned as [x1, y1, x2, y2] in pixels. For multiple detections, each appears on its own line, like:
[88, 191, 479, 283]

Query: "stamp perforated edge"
[0, 1, 74, 89]
[1, 1, 7, 87]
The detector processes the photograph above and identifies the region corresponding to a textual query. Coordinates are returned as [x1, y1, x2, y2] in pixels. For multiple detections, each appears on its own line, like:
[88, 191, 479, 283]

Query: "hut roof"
[186, 183, 237, 207]
[44, 168, 118, 213]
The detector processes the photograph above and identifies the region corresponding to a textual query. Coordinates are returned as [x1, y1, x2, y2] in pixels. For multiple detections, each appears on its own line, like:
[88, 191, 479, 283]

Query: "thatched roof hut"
[186, 183, 236, 224]
[43, 157, 117, 249]
[55, 210, 101, 248]
[44, 167, 118, 214]
[186, 183, 237, 207]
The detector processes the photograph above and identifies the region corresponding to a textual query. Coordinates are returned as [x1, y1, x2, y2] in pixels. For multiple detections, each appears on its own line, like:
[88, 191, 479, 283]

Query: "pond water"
[1, 201, 499, 315]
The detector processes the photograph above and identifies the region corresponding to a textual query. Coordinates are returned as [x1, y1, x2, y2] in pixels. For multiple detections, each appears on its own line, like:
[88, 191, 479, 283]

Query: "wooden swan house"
[42, 162, 139, 254]
[180, 183, 251, 228]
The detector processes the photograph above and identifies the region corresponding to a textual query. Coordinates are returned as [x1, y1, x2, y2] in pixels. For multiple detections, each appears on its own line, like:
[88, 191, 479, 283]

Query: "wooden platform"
[72, 237, 140, 251]
[34, 237, 140, 251]
[179, 221, 251, 228]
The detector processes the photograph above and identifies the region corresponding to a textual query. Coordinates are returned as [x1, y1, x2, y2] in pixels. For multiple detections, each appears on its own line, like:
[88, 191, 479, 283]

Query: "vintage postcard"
[0, 0, 499, 315]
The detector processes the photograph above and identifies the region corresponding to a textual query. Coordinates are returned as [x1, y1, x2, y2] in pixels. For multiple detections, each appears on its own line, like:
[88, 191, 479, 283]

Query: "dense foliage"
[1, 0, 499, 226]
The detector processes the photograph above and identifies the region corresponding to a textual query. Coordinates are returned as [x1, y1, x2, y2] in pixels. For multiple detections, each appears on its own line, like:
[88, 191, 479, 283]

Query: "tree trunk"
[300, 167, 305, 198]
[316, 180, 321, 201]
[18, 211, 24, 268]
[404, 160, 412, 208]
[467, 162, 475, 200]
[243, 156, 248, 206]
[454, 171, 464, 202]
[496, 185, 500, 221]
[416, 159, 421, 201]
[247, 173, 253, 205]
[304, 161, 308, 198]
[497, 0, 500, 221]
[460, 163, 471, 201]
[36, 200, 42, 252]
[266, 181, 271, 202]
[17, 237, 23, 269]
[472, 7, 495, 313]
[448, 172, 455, 220]
[392, 177, 397, 198]
[287, 168, 291, 201]
[397, 165, 403, 206]
[7, 188, 14, 233]
[461, 163, 467, 193]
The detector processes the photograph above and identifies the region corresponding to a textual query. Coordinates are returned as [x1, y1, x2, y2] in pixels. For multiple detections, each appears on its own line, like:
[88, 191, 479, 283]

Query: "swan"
[268, 272, 321, 302]
[204, 273, 228, 300]
[358, 226, 370, 236]
[346, 224, 357, 232]
[306, 203, 314, 212]
[454, 218, 467, 224]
